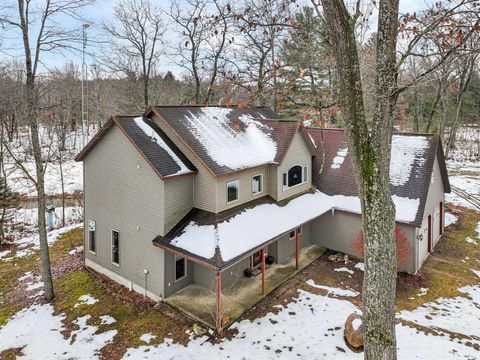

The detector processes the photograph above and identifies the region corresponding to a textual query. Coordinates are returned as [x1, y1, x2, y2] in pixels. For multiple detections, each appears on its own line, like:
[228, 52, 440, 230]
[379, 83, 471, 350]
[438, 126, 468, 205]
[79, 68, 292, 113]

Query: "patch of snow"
[183, 108, 277, 171]
[133, 117, 192, 176]
[352, 318, 362, 331]
[334, 267, 354, 275]
[140, 333, 156, 344]
[26, 282, 44, 291]
[100, 315, 116, 325]
[471, 269, 480, 278]
[306, 279, 359, 297]
[331, 147, 348, 169]
[0, 250, 11, 259]
[444, 212, 458, 227]
[466, 237, 478, 245]
[476, 222, 480, 238]
[69, 245, 84, 255]
[354, 263, 365, 271]
[19, 271, 33, 282]
[390, 135, 429, 186]
[171, 223, 217, 260]
[417, 288, 428, 297]
[74, 294, 99, 308]
[3, 223, 83, 261]
[398, 285, 480, 340]
[0, 304, 116, 359]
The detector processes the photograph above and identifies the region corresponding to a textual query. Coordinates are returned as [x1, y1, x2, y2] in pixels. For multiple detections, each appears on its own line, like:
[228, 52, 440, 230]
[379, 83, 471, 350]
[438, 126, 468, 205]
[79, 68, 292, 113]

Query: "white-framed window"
[88, 220, 96, 254]
[227, 179, 239, 204]
[111, 230, 120, 266]
[252, 174, 263, 195]
[175, 255, 187, 282]
[283, 165, 308, 190]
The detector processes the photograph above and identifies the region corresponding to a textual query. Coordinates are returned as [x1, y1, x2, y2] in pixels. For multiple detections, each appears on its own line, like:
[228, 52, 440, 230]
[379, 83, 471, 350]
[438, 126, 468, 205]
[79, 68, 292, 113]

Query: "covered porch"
[165, 243, 324, 330]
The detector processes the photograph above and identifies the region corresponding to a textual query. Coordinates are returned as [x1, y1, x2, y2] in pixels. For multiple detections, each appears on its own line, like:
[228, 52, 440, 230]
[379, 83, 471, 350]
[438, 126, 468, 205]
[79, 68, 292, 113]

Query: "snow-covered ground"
[3, 125, 89, 197]
[0, 126, 478, 359]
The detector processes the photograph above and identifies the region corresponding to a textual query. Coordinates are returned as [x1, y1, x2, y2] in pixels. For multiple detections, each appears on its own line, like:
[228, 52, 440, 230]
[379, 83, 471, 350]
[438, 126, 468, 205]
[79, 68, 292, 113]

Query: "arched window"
[288, 165, 302, 187]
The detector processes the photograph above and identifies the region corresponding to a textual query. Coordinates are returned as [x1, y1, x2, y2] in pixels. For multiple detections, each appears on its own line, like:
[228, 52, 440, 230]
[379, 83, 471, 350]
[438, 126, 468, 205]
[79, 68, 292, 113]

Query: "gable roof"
[75, 115, 197, 179]
[307, 128, 451, 226]
[147, 106, 317, 177]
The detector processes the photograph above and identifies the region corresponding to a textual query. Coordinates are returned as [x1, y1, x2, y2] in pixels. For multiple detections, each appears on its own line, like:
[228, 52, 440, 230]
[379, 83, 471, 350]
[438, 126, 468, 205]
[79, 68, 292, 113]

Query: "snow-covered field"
[3, 125, 89, 197]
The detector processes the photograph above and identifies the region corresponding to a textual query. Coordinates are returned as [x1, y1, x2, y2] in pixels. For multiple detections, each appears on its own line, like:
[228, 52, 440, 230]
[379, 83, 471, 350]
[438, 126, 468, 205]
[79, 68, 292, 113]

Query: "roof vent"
[151, 131, 157, 143]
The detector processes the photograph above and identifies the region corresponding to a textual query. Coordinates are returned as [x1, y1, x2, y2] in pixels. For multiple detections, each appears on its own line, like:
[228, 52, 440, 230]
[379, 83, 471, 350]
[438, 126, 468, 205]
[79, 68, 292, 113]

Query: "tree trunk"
[319, 0, 399, 358]
[18, 0, 55, 301]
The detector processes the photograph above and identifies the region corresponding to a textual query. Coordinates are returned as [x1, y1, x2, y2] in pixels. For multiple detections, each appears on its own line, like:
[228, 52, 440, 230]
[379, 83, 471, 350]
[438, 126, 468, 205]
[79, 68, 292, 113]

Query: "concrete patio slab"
[165, 244, 325, 329]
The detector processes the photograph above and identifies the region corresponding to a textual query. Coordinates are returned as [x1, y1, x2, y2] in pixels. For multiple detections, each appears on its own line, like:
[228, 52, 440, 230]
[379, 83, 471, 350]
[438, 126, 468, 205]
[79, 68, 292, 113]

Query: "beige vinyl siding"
[216, 165, 269, 212]
[164, 176, 194, 233]
[415, 155, 445, 270]
[276, 223, 312, 262]
[83, 125, 166, 298]
[191, 259, 250, 290]
[277, 132, 313, 201]
[164, 254, 193, 297]
[268, 165, 279, 200]
[151, 114, 217, 212]
[311, 210, 417, 274]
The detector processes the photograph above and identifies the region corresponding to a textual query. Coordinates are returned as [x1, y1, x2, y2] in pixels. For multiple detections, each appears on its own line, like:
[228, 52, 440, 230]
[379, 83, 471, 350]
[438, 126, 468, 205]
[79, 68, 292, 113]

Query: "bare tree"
[313, 0, 479, 358]
[103, 0, 166, 108]
[170, 0, 232, 105]
[0, 0, 94, 301]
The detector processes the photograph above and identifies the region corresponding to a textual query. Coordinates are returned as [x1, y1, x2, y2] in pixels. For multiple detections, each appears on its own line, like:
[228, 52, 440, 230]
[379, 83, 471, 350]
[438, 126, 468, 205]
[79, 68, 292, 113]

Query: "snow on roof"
[134, 117, 192, 176]
[322, 192, 419, 223]
[331, 148, 348, 169]
[390, 135, 429, 186]
[183, 108, 277, 171]
[171, 191, 334, 263]
[327, 134, 430, 187]
[168, 190, 420, 263]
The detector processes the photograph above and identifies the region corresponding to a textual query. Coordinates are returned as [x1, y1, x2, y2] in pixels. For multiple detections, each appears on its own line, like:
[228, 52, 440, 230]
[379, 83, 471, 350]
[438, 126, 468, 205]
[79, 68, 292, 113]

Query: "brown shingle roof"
[75, 115, 197, 179]
[307, 128, 450, 226]
[148, 106, 314, 176]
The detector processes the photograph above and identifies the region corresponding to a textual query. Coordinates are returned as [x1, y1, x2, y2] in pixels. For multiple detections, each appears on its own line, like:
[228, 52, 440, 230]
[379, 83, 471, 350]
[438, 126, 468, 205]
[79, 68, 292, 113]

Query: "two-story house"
[75, 105, 450, 329]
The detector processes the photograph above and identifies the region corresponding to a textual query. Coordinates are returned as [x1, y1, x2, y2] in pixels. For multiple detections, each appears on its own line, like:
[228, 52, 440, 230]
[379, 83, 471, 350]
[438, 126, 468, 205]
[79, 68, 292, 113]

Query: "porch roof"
[153, 190, 333, 270]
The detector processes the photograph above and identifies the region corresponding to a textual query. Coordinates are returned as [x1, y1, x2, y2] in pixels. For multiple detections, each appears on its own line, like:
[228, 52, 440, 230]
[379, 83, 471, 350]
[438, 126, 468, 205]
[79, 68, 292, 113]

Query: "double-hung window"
[252, 174, 263, 195]
[227, 180, 239, 203]
[112, 230, 120, 266]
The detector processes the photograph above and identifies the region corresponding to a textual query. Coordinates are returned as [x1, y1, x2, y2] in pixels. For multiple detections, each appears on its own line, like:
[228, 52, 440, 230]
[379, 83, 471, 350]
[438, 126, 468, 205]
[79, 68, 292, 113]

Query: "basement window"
[175, 255, 186, 281]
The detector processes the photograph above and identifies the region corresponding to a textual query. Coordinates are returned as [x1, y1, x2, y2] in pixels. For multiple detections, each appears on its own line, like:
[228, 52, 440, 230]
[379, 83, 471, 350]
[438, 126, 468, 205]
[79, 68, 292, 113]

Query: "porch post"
[216, 270, 222, 331]
[261, 248, 266, 294]
[295, 230, 300, 269]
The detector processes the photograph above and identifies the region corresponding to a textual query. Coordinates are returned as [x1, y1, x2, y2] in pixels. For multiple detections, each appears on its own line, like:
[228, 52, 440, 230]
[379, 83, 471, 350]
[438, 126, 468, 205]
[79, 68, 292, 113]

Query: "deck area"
[164, 244, 325, 329]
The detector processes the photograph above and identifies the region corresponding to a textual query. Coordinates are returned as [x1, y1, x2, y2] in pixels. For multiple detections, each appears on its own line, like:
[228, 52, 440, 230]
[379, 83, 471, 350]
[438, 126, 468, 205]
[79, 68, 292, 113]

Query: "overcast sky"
[0, 0, 434, 77]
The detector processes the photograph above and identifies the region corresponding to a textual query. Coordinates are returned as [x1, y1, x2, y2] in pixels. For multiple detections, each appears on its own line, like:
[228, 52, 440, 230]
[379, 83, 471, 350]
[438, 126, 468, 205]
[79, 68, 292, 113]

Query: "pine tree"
[0, 177, 20, 245]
